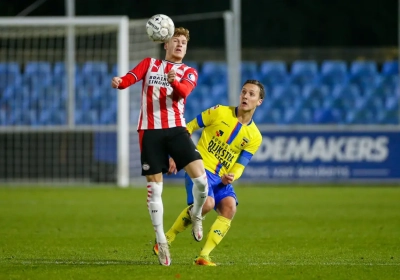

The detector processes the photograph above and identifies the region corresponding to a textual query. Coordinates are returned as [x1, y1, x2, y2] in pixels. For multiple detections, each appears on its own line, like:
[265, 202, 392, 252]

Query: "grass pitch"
[0, 184, 399, 279]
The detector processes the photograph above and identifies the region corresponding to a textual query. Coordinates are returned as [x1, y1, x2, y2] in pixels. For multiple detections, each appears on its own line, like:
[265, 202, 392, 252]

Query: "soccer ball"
[146, 14, 175, 43]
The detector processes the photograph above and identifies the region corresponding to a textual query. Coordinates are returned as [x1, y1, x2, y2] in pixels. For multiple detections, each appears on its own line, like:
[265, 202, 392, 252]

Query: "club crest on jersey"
[208, 105, 219, 115]
[240, 137, 249, 147]
[216, 130, 224, 137]
[188, 73, 196, 81]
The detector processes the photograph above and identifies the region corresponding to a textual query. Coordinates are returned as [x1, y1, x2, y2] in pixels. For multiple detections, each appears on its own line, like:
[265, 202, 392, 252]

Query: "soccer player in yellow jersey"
[154, 79, 265, 266]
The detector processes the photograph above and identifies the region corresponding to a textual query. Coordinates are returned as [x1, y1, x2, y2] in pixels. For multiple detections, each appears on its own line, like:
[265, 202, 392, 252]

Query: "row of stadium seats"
[0, 60, 398, 125]
[1, 83, 397, 125]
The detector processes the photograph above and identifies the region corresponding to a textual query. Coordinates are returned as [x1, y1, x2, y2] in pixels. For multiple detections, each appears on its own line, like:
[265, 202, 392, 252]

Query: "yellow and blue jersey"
[186, 105, 262, 180]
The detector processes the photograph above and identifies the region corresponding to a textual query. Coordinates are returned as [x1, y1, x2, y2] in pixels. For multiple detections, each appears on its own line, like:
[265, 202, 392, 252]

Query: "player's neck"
[236, 108, 254, 125]
[164, 55, 183, 63]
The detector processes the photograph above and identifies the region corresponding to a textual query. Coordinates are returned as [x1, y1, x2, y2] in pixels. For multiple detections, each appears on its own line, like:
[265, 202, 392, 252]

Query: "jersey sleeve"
[118, 57, 151, 89]
[229, 131, 262, 181]
[181, 67, 198, 88]
[170, 67, 198, 98]
[186, 104, 222, 135]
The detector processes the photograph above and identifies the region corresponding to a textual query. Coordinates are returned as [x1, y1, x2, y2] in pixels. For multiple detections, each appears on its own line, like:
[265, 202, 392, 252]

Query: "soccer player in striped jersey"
[111, 27, 208, 266]
[154, 80, 265, 266]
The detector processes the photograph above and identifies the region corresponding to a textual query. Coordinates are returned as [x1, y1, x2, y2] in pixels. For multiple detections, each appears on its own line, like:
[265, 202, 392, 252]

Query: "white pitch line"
[1, 260, 399, 266]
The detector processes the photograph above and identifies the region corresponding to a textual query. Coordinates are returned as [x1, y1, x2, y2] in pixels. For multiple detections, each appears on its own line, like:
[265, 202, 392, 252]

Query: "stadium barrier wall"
[164, 129, 400, 183]
[3, 130, 399, 184]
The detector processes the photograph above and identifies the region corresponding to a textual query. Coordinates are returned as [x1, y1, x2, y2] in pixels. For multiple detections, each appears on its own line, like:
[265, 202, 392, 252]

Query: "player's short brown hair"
[243, 80, 265, 100]
[173, 27, 190, 41]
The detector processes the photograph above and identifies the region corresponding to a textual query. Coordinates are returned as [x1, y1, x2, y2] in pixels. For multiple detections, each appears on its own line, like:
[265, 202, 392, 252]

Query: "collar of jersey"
[235, 106, 253, 126]
[165, 60, 183, 65]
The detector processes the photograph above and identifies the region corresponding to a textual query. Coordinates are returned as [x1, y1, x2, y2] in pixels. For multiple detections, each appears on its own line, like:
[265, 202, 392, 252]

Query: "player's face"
[239, 83, 263, 112]
[164, 35, 187, 61]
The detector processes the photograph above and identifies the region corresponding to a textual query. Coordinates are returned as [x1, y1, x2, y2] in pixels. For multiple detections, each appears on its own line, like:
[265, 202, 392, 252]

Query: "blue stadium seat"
[0, 62, 22, 91]
[349, 61, 379, 91]
[263, 108, 285, 124]
[361, 96, 385, 113]
[25, 61, 51, 75]
[53, 61, 79, 76]
[2, 85, 32, 110]
[319, 60, 348, 89]
[377, 74, 399, 92]
[0, 62, 20, 73]
[241, 61, 259, 85]
[313, 108, 345, 124]
[301, 84, 330, 110]
[345, 109, 377, 124]
[210, 84, 228, 99]
[385, 96, 398, 111]
[99, 108, 117, 125]
[130, 110, 140, 125]
[289, 60, 318, 87]
[0, 109, 8, 126]
[270, 85, 302, 110]
[81, 61, 108, 75]
[364, 85, 394, 101]
[283, 108, 313, 124]
[376, 109, 398, 124]
[322, 85, 360, 112]
[381, 60, 398, 76]
[184, 61, 199, 70]
[38, 109, 66, 125]
[253, 98, 273, 124]
[350, 61, 377, 76]
[259, 61, 287, 89]
[75, 109, 99, 125]
[9, 109, 38, 125]
[201, 61, 227, 86]
[23, 62, 53, 88]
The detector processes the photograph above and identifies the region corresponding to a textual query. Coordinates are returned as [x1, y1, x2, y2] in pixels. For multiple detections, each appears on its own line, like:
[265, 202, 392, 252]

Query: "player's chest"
[209, 123, 252, 152]
[146, 63, 184, 84]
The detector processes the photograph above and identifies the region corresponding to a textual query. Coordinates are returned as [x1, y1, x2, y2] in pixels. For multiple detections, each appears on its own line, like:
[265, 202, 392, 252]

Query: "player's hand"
[167, 69, 176, 83]
[167, 157, 177, 175]
[111, 77, 122, 88]
[221, 173, 234, 185]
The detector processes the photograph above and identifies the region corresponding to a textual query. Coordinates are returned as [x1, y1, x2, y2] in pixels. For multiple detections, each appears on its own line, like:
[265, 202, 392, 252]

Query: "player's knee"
[202, 197, 215, 215]
[217, 197, 237, 219]
[191, 173, 208, 192]
[147, 182, 163, 202]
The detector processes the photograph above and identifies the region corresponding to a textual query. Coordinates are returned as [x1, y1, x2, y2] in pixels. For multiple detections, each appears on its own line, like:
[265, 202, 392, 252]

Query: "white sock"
[191, 173, 208, 218]
[147, 182, 167, 244]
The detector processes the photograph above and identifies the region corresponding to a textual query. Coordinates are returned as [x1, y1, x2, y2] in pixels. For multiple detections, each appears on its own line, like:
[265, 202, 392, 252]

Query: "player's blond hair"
[243, 80, 265, 100]
[173, 27, 190, 41]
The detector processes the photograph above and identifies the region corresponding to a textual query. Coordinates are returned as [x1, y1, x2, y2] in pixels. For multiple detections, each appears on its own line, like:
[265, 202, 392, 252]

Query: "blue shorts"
[185, 169, 238, 210]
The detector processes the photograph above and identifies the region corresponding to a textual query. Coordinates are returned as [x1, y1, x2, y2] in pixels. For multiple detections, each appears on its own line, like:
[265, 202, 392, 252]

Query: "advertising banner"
[165, 130, 400, 182]
[241, 131, 400, 181]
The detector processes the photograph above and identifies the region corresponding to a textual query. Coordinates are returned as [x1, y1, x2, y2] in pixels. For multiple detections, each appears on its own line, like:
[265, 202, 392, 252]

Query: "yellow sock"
[199, 215, 231, 257]
[165, 205, 192, 243]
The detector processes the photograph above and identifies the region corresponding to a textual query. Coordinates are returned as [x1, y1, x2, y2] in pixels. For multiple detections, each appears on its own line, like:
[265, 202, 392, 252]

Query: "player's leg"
[166, 172, 215, 243]
[195, 184, 237, 266]
[154, 172, 216, 256]
[167, 128, 208, 242]
[139, 129, 171, 266]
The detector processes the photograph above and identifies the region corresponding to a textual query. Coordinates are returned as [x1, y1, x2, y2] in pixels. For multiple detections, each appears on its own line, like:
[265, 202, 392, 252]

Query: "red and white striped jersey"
[121, 57, 198, 130]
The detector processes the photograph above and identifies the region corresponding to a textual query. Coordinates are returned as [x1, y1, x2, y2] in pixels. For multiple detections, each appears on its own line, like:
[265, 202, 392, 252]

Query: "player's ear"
[164, 42, 168, 50]
[257, 99, 263, 107]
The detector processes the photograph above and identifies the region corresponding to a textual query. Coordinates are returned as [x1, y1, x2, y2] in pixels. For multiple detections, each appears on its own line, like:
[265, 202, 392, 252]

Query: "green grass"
[0, 184, 399, 280]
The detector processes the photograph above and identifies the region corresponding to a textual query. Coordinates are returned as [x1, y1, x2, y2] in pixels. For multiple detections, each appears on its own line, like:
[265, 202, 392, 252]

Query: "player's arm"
[186, 104, 222, 134]
[111, 58, 151, 89]
[225, 134, 262, 183]
[168, 68, 198, 98]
